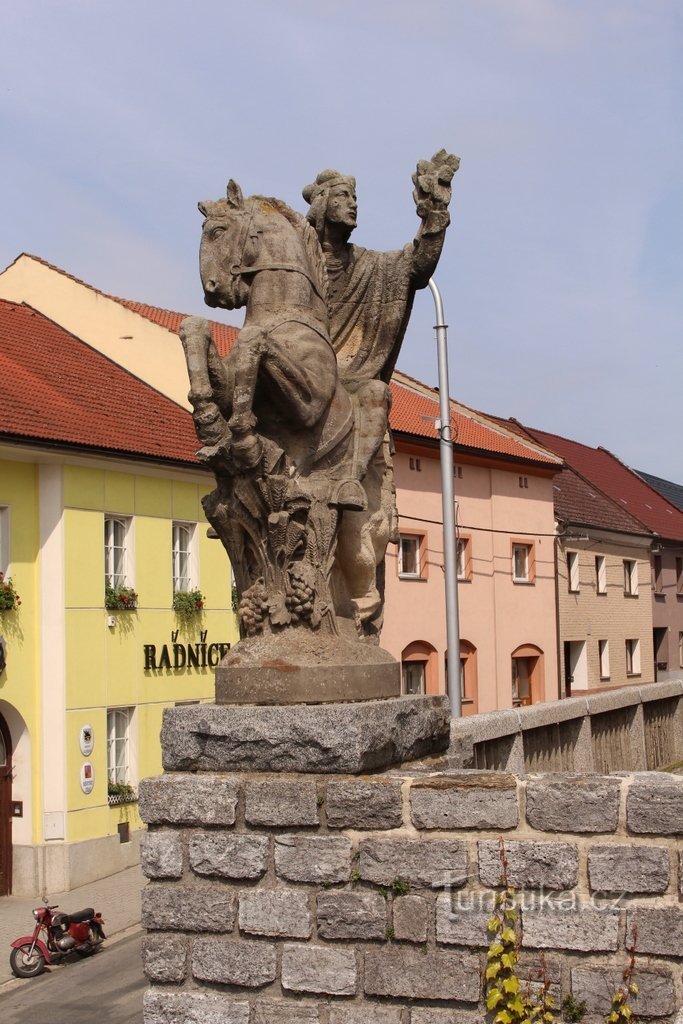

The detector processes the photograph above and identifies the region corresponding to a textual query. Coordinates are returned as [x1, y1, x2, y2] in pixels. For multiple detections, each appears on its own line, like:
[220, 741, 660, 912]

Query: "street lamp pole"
[428, 278, 461, 718]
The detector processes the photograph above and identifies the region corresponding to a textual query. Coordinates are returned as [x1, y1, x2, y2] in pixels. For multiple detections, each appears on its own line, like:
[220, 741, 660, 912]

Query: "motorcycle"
[10, 897, 106, 978]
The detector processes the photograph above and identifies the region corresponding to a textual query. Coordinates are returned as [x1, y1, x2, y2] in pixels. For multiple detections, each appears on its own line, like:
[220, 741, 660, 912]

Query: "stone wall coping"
[638, 677, 683, 702]
[449, 680, 681, 749]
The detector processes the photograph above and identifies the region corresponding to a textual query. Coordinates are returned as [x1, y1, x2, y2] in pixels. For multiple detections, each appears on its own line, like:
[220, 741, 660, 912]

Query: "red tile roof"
[0, 300, 201, 465]
[115, 299, 239, 358]
[552, 467, 653, 536]
[7, 254, 240, 357]
[522, 426, 683, 541]
[1, 255, 559, 470]
[389, 375, 560, 467]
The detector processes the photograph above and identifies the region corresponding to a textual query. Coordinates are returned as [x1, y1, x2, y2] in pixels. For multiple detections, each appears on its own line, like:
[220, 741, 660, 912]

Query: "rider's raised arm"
[408, 149, 460, 289]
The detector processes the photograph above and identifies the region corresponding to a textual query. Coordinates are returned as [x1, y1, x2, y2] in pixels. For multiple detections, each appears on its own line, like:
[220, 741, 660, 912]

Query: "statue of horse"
[180, 181, 385, 641]
[180, 180, 365, 508]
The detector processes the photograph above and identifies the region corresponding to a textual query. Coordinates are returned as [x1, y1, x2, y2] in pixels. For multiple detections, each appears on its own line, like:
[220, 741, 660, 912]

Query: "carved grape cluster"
[238, 580, 268, 636]
[285, 567, 315, 624]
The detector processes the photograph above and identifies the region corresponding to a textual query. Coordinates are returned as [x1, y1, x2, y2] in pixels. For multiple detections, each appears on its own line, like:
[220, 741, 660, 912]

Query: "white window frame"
[625, 638, 641, 677]
[623, 559, 638, 596]
[172, 521, 197, 594]
[106, 707, 136, 786]
[679, 631, 683, 670]
[512, 543, 532, 583]
[398, 535, 422, 578]
[456, 537, 471, 581]
[0, 506, 8, 575]
[567, 551, 580, 593]
[401, 660, 426, 695]
[595, 555, 607, 595]
[598, 639, 610, 681]
[104, 516, 132, 589]
[653, 554, 663, 594]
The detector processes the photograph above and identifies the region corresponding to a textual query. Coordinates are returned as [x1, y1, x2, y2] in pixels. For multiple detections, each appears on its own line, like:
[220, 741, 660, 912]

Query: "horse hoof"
[231, 434, 263, 469]
[330, 479, 368, 512]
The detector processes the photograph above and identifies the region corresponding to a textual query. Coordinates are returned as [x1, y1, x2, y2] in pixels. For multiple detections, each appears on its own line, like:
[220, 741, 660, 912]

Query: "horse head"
[198, 181, 328, 313]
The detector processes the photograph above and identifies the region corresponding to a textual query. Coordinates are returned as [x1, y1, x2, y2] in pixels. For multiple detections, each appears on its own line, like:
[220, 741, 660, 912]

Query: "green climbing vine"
[484, 838, 640, 1024]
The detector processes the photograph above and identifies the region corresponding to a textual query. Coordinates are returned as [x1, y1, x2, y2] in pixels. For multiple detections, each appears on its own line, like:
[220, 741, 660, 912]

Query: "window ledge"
[626, 673, 641, 679]
[398, 575, 428, 582]
[654, 592, 666, 600]
[623, 593, 639, 599]
[512, 579, 535, 586]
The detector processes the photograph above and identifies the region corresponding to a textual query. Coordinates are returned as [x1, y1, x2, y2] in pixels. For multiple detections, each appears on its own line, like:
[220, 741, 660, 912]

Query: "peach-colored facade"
[382, 443, 560, 713]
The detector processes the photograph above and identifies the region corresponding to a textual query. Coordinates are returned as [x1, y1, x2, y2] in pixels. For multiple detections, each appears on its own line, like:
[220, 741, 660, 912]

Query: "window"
[625, 639, 641, 677]
[567, 551, 580, 593]
[402, 661, 425, 695]
[598, 639, 610, 680]
[623, 559, 638, 596]
[398, 535, 422, 578]
[653, 554, 663, 595]
[0, 506, 8, 574]
[456, 536, 471, 581]
[172, 522, 195, 593]
[595, 555, 607, 595]
[679, 632, 683, 669]
[676, 557, 683, 596]
[107, 708, 134, 785]
[512, 543, 533, 583]
[104, 516, 130, 588]
[408, 457, 421, 472]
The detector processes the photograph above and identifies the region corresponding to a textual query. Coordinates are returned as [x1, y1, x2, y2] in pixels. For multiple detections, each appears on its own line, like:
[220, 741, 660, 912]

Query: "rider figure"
[302, 152, 459, 636]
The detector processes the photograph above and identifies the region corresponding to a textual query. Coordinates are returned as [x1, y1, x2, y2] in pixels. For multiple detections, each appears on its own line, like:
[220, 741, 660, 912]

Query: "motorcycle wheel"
[10, 944, 47, 978]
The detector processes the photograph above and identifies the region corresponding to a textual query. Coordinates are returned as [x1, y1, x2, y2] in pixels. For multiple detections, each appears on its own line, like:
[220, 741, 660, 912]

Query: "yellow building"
[0, 298, 237, 895]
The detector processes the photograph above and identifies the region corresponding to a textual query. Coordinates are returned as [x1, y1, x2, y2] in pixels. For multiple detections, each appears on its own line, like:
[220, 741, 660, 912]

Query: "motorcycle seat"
[65, 908, 96, 924]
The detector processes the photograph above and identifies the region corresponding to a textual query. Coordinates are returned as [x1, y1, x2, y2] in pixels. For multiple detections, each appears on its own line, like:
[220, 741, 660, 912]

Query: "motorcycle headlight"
[32, 909, 41, 921]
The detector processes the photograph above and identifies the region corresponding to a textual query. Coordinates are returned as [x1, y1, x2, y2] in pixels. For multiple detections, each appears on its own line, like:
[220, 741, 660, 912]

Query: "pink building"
[383, 375, 562, 713]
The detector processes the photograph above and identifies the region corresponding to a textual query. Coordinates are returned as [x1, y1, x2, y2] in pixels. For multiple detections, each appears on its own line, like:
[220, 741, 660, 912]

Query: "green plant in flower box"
[0, 572, 21, 611]
[105, 585, 138, 610]
[173, 588, 205, 615]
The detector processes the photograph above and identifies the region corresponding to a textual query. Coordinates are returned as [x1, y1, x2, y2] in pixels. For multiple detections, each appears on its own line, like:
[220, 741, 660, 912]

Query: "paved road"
[1, 930, 144, 1023]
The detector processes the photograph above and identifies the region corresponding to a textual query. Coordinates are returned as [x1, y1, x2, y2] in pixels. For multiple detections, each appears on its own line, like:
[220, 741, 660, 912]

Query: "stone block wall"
[139, 768, 683, 1023]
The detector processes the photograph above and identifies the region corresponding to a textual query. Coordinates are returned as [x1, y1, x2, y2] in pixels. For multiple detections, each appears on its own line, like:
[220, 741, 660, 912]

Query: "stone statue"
[179, 153, 458, 703]
[303, 150, 460, 637]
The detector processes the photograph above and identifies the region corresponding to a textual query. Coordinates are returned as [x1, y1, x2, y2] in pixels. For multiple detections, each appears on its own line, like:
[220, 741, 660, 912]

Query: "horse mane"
[253, 196, 329, 307]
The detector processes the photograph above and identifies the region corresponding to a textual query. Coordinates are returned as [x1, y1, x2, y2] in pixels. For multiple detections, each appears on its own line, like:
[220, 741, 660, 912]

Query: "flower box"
[173, 588, 205, 615]
[105, 585, 138, 611]
[0, 572, 21, 611]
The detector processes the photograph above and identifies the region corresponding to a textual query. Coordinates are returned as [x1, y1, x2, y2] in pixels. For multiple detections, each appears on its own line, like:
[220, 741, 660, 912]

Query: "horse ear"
[226, 180, 244, 208]
[198, 200, 209, 217]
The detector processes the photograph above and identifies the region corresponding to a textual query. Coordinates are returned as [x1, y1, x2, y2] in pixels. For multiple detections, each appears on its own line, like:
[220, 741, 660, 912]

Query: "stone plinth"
[161, 695, 451, 774]
[215, 632, 400, 705]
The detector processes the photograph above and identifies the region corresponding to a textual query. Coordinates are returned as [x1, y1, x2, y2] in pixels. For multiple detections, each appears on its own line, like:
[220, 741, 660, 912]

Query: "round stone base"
[215, 632, 400, 705]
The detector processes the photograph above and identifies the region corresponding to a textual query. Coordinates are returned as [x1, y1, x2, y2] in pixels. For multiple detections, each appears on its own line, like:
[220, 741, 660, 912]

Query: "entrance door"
[0, 713, 12, 895]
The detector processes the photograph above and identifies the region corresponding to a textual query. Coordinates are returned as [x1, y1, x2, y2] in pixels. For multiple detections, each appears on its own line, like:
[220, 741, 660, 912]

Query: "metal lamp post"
[428, 278, 461, 718]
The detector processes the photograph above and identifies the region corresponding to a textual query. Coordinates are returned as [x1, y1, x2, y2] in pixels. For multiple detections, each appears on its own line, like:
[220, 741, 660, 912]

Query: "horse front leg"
[226, 325, 268, 469]
[179, 316, 233, 467]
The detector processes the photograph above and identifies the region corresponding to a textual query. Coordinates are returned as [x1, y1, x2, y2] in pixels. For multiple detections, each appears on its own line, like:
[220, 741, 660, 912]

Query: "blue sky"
[2, 1, 682, 478]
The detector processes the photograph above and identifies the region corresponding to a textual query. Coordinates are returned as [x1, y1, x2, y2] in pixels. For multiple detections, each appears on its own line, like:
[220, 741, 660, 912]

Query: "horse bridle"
[227, 199, 327, 304]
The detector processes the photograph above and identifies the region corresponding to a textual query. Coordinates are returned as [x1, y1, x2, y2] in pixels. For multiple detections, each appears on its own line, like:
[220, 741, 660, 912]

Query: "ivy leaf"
[501, 927, 517, 944]
[495, 1012, 513, 1024]
[501, 952, 516, 969]
[486, 960, 502, 980]
[488, 916, 501, 932]
[489, 942, 504, 956]
[486, 990, 504, 1010]
[503, 975, 521, 994]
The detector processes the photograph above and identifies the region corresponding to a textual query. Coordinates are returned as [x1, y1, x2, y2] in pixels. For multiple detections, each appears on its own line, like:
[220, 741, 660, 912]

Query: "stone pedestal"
[215, 632, 400, 705]
[161, 695, 451, 774]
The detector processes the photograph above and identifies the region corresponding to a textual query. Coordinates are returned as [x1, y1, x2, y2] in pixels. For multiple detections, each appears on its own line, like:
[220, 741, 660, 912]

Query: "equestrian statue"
[180, 152, 458, 703]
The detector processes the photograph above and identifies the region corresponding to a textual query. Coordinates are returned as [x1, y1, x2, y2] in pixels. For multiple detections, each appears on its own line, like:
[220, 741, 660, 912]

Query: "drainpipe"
[428, 278, 461, 718]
